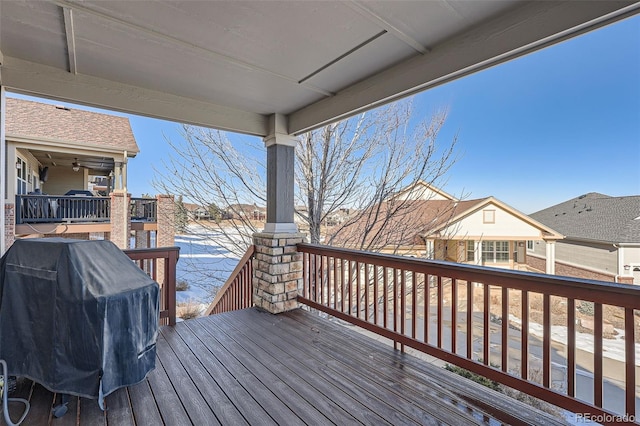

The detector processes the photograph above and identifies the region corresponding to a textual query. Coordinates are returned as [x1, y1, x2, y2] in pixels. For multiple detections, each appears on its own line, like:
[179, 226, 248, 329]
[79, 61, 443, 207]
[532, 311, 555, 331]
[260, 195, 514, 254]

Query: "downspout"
[122, 150, 128, 248]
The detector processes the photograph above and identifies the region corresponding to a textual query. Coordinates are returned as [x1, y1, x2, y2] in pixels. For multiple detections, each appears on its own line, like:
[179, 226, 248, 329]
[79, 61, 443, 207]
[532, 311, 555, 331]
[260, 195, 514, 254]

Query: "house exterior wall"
[526, 239, 627, 282]
[438, 203, 543, 239]
[42, 166, 87, 195]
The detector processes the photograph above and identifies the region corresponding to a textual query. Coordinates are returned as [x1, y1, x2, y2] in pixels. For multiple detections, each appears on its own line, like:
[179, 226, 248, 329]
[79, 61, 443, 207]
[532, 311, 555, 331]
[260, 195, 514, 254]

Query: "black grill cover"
[0, 238, 159, 408]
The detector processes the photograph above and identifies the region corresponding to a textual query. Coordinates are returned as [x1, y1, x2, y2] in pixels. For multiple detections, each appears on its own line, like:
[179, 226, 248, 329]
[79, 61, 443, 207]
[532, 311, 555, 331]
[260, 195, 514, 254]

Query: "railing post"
[166, 249, 177, 326]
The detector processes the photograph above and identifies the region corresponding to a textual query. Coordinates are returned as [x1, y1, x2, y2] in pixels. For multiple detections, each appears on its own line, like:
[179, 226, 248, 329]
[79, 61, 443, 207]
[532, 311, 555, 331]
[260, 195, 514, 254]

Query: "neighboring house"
[226, 204, 266, 222]
[330, 181, 563, 271]
[3, 98, 171, 250]
[527, 193, 640, 284]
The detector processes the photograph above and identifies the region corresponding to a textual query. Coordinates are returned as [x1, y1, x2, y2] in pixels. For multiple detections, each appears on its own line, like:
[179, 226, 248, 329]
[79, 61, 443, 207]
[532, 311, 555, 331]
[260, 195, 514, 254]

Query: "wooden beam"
[2, 56, 270, 137]
[63, 7, 77, 75]
[289, 1, 640, 134]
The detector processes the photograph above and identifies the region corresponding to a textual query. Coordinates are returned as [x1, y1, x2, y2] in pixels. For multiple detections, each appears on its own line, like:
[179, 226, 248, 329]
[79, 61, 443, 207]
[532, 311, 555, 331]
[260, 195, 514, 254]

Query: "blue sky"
[9, 15, 639, 214]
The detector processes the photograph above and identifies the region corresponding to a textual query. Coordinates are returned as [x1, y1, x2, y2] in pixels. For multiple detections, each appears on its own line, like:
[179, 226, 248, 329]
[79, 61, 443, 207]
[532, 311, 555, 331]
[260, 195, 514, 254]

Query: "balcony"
[15, 195, 157, 225]
[3, 244, 638, 425]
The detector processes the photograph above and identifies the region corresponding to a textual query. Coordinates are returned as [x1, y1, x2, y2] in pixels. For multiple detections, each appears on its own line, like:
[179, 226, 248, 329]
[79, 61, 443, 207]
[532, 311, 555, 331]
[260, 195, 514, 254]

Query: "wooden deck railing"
[125, 246, 180, 326]
[298, 243, 640, 423]
[16, 194, 110, 224]
[130, 197, 157, 221]
[205, 245, 255, 315]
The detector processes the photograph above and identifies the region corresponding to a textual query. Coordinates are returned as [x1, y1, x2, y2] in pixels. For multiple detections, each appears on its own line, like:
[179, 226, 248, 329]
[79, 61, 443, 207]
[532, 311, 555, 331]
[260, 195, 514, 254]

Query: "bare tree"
[153, 100, 459, 298]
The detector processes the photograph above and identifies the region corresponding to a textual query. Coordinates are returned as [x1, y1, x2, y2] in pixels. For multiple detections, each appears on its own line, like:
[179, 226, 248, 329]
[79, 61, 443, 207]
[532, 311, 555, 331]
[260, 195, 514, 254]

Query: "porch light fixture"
[624, 265, 631, 271]
[15, 161, 21, 169]
[72, 158, 80, 172]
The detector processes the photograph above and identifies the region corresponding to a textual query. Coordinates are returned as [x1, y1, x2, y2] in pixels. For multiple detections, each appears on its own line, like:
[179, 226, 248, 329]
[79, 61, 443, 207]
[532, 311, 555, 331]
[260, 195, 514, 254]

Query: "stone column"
[545, 240, 556, 275]
[156, 194, 176, 287]
[253, 114, 304, 313]
[253, 232, 305, 313]
[109, 190, 131, 249]
[156, 194, 176, 248]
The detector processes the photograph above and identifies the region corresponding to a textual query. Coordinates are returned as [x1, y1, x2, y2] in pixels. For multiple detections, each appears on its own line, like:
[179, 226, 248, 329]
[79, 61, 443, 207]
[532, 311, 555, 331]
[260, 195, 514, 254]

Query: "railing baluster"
[393, 268, 398, 350]
[400, 269, 406, 352]
[567, 298, 576, 398]
[521, 290, 529, 380]
[373, 265, 379, 326]
[543, 293, 551, 388]
[467, 280, 472, 359]
[424, 274, 429, 344]
[412, 271, 417, 341]
[483, 283, 489, 365]
[625, 307, 636, 418]
[594, 302, 603, 407]
[451, 278, 457, 354]
[383, 267, 388, 330]
[501, 287, 508, 372]
[437, 275, 442, 349]
[364, 262, 369, 321]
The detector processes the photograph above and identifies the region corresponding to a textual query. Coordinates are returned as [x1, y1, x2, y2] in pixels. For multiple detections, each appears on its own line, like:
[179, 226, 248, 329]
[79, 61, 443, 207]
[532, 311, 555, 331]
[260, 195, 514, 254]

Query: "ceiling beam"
[345, 1, 429, 54]
[2, 56, 270, 136]
[55, 0, 333, 97]
[63, 7, 78, 74]
[289, 1, 640, 135]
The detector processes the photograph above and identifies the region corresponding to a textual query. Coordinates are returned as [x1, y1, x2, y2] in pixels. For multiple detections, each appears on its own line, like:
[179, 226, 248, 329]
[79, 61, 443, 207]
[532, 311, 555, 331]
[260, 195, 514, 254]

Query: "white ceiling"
[1, 1, 638, 136]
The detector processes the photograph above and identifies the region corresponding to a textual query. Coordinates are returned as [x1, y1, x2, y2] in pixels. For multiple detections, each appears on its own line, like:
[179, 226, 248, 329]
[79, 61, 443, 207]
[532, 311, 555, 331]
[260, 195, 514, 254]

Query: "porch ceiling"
[1, 1, 638, 136]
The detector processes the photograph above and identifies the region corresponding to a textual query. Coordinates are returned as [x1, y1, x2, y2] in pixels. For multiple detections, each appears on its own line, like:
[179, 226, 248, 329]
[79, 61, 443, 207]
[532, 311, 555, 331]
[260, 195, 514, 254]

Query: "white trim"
[545, 241, 556, 274]
[263, 222, 298, 234]
[2, 57, 270, 137]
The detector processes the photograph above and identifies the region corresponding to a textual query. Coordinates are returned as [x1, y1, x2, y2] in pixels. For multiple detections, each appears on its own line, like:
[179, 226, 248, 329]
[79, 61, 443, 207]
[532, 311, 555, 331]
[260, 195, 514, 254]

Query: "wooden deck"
[2, 308, 566, 425]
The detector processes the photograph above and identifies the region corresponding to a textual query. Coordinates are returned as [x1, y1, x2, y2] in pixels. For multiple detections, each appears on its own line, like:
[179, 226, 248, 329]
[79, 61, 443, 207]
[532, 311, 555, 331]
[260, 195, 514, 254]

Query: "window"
[15, 157, 31, 195]
[526, 240, 534, 251]
[481, 241, 510, 263]
[483, 209, 495, 224]
[466, 240, 475, 262]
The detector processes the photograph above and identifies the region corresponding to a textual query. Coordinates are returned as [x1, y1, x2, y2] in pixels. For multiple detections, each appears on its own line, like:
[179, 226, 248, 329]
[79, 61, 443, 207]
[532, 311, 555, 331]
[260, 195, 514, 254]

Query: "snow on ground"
[174, 224, 246, 304]
[509, 314, 640, 366]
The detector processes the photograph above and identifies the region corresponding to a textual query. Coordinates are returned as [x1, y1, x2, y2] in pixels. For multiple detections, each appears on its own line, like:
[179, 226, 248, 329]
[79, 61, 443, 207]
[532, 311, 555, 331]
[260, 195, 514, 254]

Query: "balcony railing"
[130, 197, 157, 221]
[16, 194, 110, 224]
[125, 246, 180, 326]
[297, 243, 640, 422]
[15, 195, 159, 224]
[205, 245, 255, 315]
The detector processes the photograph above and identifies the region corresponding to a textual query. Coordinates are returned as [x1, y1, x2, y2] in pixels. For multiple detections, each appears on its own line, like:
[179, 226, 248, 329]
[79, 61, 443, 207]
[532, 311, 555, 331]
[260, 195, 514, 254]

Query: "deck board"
[1, 307, 567, 426]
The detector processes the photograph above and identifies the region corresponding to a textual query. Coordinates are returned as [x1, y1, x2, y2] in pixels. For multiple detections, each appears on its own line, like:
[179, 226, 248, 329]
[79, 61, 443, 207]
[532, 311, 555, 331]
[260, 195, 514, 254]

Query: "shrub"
[176, 280, 189, 292]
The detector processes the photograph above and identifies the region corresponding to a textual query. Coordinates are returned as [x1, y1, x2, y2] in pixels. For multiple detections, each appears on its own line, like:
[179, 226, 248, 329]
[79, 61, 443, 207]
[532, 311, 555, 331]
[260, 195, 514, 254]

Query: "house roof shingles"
[530, 193, 640, 244]
[5, 98, 139, 154]
[329, 198, 487, 249]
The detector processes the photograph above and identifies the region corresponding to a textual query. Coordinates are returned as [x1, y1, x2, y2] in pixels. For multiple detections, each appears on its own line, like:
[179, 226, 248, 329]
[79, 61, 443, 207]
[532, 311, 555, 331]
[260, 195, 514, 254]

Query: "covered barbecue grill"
[0, 238, 159, 409]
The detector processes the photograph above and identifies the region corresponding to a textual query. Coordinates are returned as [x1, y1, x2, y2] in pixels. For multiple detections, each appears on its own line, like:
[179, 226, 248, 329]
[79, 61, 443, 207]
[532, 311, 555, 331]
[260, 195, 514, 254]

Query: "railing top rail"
[130, 198, 157, 202]
[204, 245, 255, 315]
[17, 194, 110, 200]
[297, 242, 640, 308]
[124, 246, 180, 260]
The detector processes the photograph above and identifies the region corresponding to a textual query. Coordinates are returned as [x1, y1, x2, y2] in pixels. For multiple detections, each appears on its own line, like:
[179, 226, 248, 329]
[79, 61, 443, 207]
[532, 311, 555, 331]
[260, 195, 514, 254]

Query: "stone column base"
[253, 232, 305, 314]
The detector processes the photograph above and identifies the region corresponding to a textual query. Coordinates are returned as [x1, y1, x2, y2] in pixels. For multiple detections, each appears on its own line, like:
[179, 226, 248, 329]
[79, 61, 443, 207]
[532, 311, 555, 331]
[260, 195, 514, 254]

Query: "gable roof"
[530, 193, 640, 244]
[330, 194, 562, 250]
[389, 180, 459, 202]
[5, 98, 139, 154]
[422, 196, 563, 240]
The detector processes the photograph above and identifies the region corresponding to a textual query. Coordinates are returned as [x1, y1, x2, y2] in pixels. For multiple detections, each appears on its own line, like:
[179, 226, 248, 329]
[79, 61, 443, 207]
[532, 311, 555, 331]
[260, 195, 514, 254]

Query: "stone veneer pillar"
[253, 232, 305, 313]
[110, 191, 131, 249]
[4, 203, 15, 252]
[253, 114, 305, 314]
